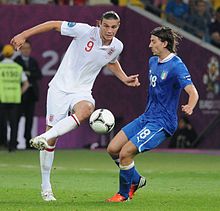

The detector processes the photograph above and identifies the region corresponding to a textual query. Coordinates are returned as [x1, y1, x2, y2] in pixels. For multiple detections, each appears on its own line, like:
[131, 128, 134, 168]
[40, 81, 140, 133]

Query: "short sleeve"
[176, 63, 193, 88]
[61, 21, 92, 38]
[109, 41, 123, 64]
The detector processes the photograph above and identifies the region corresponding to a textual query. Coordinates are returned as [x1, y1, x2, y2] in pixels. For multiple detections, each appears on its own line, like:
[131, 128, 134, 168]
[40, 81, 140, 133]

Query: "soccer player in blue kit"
[106, 26, 199, 202]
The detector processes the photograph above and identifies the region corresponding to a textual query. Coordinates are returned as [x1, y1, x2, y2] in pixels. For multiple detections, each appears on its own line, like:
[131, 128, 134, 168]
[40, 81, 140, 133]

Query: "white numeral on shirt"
[137, 127, 151, 142]
[150, 75, 157, 87]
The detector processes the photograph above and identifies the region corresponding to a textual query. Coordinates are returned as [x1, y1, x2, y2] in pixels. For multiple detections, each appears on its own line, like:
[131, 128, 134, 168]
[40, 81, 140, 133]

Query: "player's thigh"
[46, 87, 70, 126]
[107, 118, 142, 155]
[130, 123, 169, 153]
[122, 117, 143, 140]
[107, 130, 129, 155]
[71, 92, 95, 122]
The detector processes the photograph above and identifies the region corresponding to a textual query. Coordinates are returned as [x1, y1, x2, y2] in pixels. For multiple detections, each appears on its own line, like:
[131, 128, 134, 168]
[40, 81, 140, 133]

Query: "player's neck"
[158, 51, 171, 62]
[100, 34, 112, 46]
[102, 39, 112, 46]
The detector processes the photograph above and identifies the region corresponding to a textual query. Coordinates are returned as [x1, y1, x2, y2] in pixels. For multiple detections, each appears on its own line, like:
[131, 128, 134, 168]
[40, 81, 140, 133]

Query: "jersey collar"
[158, 53, 175, 63]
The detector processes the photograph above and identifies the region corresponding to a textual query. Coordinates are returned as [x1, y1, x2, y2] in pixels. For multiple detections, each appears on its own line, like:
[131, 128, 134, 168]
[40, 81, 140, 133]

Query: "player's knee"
[119, 151, 127, 162]
[106, 144, 114, 155]
[47, 138, 56, 146]
[87, 104, 95, 116]
[107, 144, 118, 155]
[82, 107, 93, 120]
[119, 152, 133, 166]
[119, 148, 132, 162]
[75, 104, 94, 122]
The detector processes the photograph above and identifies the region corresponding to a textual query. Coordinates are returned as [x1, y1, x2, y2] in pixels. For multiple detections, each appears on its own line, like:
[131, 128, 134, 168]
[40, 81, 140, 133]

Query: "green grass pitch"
[0, 149, 220, 211]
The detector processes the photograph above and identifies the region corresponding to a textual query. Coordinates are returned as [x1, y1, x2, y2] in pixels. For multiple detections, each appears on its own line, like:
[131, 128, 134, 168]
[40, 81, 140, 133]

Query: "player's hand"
[124, 74, 140, 87]
[181, 105, 193, 115]
[10, 34, 26, 50]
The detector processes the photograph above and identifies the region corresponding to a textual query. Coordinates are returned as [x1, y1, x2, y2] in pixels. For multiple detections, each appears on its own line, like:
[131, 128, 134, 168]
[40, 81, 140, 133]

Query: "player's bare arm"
[181, 84, 199, 115]
[10, 21, 62, 50]
[107, 61, 140, 87]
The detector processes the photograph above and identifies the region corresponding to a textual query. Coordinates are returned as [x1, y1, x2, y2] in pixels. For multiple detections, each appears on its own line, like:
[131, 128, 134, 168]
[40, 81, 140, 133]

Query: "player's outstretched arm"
[107, 61, 140, 87]
[10, 21, 62, 50]
[181, 84, 199, 115]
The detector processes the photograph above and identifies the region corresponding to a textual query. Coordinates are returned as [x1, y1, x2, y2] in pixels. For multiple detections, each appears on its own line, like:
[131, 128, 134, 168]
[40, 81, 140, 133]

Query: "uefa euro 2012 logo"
[203, 56, 219, 96]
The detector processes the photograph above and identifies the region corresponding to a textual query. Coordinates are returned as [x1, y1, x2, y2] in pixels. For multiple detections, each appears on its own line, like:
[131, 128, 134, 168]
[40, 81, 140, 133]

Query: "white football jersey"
[49, 21, 123, 93]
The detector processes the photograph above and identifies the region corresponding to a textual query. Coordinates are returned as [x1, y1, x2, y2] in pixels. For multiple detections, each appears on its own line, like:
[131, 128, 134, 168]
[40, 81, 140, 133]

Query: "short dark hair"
[101, 11, 120, 21]
[150, 26, 182, 53]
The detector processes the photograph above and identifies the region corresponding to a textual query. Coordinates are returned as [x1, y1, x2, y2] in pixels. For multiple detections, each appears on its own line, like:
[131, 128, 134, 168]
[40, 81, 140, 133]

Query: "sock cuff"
[71, 114, 80, 126]
[119, 161, 134, 170]
[45, 145, 56, 152]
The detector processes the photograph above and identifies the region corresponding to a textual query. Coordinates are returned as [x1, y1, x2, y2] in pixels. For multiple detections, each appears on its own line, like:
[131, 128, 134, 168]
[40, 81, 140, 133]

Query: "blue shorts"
[122, 118, 170, 152]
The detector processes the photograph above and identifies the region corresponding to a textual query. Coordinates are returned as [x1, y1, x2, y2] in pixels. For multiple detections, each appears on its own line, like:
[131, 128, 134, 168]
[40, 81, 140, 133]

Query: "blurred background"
[0, 0, 219, 151]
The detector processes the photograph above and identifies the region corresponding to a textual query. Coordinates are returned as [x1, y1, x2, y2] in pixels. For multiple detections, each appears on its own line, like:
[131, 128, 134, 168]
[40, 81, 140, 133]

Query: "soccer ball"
[89, 109, 115, 134]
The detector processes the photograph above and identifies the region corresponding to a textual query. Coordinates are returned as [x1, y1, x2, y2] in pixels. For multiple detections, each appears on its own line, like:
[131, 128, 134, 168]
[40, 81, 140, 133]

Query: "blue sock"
[132, 168, 141, 185]
[119, 166, 135, 199]
[115, 159, 140, 185]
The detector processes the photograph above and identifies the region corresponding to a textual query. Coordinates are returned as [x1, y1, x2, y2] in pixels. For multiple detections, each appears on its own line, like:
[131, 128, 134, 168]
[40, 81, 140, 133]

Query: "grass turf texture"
[0, 149, 220, 211]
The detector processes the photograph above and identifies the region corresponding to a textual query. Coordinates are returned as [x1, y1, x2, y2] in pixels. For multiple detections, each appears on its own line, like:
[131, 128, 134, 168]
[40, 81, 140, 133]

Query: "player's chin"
[105, 35, 113, 40]
[152, 51, 159, 56]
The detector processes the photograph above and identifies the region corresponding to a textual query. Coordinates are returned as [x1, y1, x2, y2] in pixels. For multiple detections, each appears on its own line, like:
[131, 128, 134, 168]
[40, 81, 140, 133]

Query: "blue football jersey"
[140, 54, 193, 135]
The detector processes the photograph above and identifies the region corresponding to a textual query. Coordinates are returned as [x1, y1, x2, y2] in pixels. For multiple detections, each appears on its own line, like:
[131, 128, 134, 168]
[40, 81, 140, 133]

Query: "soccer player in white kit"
[11, 11, 140, 201]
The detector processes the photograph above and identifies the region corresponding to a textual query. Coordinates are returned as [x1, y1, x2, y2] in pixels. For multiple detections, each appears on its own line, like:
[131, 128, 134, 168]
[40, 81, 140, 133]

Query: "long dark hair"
[151, 26, 182, 53]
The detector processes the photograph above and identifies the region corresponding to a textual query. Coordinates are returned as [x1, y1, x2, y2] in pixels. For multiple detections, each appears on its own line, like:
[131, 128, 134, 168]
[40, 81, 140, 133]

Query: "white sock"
[40, 114, 80, 141]
[40, 148, 55, 191]
[119, 161, 135, 170]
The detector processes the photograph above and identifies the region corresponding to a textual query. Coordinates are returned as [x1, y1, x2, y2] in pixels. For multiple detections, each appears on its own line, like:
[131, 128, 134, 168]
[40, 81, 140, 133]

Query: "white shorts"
[46, 87, 95, 126]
